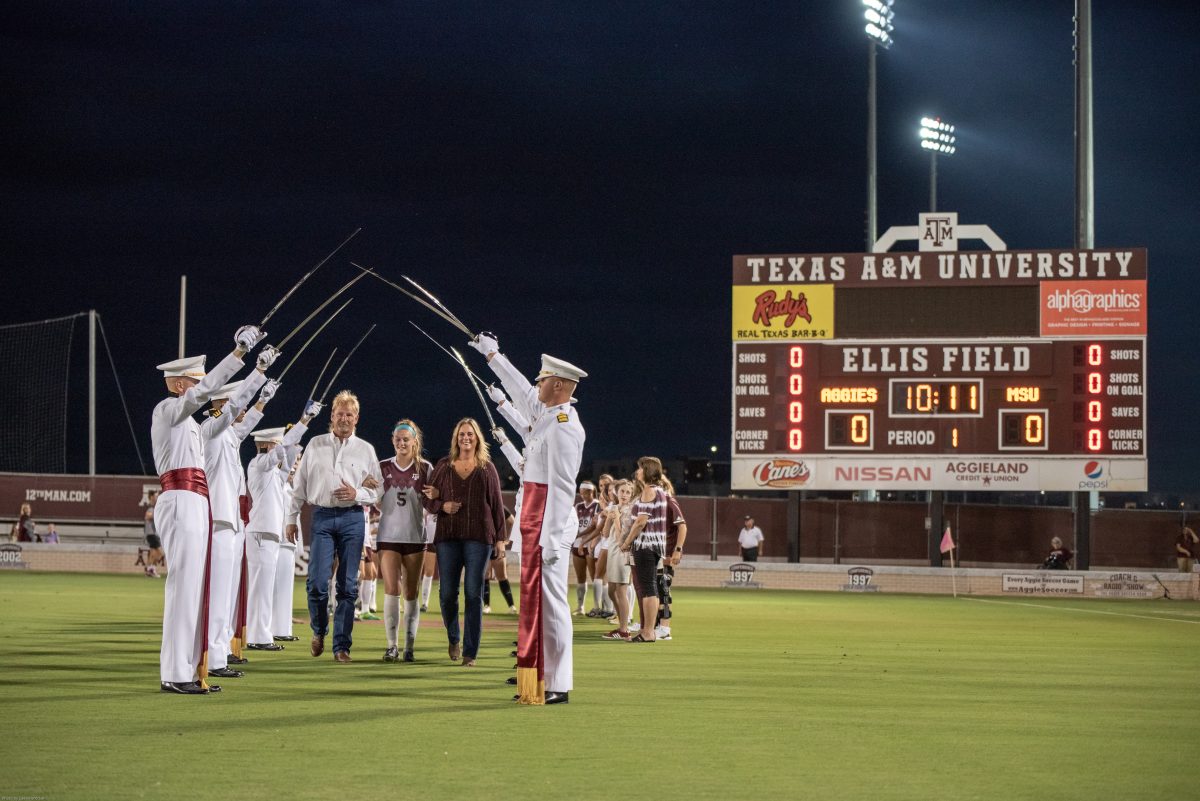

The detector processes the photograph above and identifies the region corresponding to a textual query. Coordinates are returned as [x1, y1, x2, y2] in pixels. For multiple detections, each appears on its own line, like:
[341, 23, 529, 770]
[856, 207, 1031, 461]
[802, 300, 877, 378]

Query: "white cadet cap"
[536, 354, 587, 383]
[209, 380, 243, 401]
[579, 481, 595, 491]
[157, 355, 206, 378]
[251, 427, 286, 444]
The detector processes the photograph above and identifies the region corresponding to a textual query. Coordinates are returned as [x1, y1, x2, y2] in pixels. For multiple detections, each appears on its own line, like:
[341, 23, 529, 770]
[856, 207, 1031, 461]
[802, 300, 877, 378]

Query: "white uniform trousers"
[206, 524, 238, 671]
[245, 532, 280, 644]
[157, 491, 211, 684]
[542, 539, 573, 693]
[221, 526, 247, 649]
[272, 544, 297, 638]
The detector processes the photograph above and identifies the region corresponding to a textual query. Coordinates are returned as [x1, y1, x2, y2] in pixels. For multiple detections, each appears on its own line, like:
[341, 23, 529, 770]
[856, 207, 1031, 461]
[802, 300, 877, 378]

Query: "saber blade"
[352, 262, 473, 336]
[260, 228, 361, 327]
[408, 321, 489, 386]
[402, 274, 471, 336]
[451, 346, 498, 432]
[276, 297, 353, 382]
[309, 348, 338, 400]
[319, 324, 377, 402]
[274, 272, 366, 351]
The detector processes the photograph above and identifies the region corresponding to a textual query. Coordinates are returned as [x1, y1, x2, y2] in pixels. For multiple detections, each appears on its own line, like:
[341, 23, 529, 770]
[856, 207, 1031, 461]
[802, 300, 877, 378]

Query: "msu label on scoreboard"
[730, 247, 1148, 492]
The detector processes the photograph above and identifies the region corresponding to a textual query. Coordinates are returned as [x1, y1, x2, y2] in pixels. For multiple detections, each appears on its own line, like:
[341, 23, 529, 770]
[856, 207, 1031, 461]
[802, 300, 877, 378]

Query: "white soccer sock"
[575, 583, 586, 609]
[384, 594, 401, 648]
[420, 575, 433, 606]
[627, 584, 636, 621]
[364, 580, 377, 612]
[404, 598, 419, 649]
[592, 579, 604, 610]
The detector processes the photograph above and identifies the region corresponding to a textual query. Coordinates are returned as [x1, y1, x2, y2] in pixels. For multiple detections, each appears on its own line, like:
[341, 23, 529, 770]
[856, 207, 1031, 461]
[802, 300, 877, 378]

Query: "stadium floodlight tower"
[862, 0, 894, 251]
[919, 116, 955, 212]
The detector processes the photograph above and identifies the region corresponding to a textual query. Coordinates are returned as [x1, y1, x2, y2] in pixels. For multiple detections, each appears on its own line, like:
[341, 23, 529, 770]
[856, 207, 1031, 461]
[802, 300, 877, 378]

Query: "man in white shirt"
[738, 516, 764, 562]
[285, 390, 382, 663]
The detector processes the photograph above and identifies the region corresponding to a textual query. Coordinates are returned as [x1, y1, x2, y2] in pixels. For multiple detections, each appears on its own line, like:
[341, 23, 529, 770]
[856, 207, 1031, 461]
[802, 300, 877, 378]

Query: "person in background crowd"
[44, 522, 59, 544]
[738, 516, 764, 562]
[422, 417, 506, 668]
[623, 457, 669, 643]
[1041, 536, 1073, 570]
[357, 506, 380, 620]
[15, 503, 35, 543]
[143, 491, 165, 576]
[418, 512, 437, 613]
[601, 480, 635, 640]
[591, 474, 616, 619]
[654, 486, 687, 641]
[572, 481, 602, 616]
[1176, 523, 1199, 573]
[483, 508, 518, 614]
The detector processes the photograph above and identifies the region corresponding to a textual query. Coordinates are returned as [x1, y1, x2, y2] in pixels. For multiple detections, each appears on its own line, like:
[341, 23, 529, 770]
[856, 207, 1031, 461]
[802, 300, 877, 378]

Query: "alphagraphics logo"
[1079, 460, 1108, 489]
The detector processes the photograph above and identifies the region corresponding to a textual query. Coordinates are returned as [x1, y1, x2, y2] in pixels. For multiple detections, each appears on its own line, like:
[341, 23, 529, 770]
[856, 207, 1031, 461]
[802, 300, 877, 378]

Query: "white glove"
[491, 427, 509, 446]
[304, 400, 324, 419]
[235, 325, 265, 351]
[486, 384, 506, 405]
[258, 379, 279, 405]
[256, 345, 280, 371]
[469, 333, 499, 357]
[542, 545, 559, 567]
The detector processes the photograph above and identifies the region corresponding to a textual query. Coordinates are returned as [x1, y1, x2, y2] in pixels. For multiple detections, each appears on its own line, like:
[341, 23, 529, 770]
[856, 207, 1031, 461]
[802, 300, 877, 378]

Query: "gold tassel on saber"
[197, 651, 209, 690]
[516, 667, 545, 705]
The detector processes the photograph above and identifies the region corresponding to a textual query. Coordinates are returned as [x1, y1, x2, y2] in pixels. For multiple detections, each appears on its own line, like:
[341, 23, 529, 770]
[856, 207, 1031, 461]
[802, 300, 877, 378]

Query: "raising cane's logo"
[753, 459, 811, 488]
[752, 289, 812, 328]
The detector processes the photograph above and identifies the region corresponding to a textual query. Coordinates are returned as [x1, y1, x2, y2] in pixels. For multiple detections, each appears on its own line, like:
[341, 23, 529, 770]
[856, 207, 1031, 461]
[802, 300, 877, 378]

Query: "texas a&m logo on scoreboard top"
[730, 216, 1148, 492]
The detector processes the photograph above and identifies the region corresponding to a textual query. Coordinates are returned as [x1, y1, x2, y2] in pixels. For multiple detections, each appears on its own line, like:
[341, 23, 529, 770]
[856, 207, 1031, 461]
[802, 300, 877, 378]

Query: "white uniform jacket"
[151, 353, 246, 475]
[246, 422, 308, 539]
[199, 370, 266, 526]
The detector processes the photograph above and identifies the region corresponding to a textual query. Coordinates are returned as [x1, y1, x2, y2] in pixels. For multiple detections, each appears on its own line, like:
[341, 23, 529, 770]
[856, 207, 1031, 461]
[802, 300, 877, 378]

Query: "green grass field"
[1, 571, 1197, 800]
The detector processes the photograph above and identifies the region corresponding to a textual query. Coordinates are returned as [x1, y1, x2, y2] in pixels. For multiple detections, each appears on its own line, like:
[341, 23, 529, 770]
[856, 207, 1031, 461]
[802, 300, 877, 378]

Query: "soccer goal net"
[0, 314, 80, 472]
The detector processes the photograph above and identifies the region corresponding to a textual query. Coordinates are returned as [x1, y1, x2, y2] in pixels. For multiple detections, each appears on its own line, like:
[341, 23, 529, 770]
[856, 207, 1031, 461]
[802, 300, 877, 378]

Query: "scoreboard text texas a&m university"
[730, 221, 1147, 492]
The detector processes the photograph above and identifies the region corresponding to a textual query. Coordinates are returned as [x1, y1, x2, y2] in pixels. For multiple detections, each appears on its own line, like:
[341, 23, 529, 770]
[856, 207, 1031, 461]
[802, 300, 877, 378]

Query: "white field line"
[962, 596, 1200, 625]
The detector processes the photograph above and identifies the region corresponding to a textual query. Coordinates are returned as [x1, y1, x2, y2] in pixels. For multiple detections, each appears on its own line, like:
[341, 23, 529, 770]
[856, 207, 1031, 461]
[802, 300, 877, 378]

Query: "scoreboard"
[730, 245, 1148, 492]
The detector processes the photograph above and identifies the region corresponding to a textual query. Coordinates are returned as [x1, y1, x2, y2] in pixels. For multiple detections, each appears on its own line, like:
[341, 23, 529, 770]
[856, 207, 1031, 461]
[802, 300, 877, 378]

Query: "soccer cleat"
[419, 604, 428, 613]
[383, 647, 400, 663]
[402, 650, 414, 663]
[654, 626, 672, 640]
[483, 605, 492, 614]
[509, 606, 518, 614]
[359, 612, 380, 621]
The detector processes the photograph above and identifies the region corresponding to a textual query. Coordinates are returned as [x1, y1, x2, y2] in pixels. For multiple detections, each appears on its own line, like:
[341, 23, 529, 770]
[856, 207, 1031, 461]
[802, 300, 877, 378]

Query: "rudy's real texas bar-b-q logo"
[732, 283, 834, 341]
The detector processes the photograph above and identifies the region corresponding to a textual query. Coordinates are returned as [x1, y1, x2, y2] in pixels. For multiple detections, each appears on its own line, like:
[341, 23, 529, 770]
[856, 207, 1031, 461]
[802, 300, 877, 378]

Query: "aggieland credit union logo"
[753, 459, 811, 488]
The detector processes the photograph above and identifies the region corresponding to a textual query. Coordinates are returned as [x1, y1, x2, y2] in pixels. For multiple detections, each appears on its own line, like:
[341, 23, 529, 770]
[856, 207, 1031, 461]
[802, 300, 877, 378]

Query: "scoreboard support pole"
[928, 490, 945, 567]
[1073, 492, 1091, 570]
[786, 492, 801, 563]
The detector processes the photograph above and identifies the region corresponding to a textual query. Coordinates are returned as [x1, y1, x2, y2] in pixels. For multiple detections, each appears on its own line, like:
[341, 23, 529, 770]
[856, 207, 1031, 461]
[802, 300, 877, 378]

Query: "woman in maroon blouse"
[422, 417, 505, 667]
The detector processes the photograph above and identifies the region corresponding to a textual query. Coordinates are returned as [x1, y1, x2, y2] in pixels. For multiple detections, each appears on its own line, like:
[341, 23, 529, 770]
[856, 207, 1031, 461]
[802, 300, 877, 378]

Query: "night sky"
[4, 2, 1197, 491]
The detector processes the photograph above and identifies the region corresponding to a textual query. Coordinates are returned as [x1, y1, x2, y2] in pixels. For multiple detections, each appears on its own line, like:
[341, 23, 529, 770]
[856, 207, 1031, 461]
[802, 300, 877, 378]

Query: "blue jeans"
[307, 506, 365, 654]
[435, 539, 491, 659]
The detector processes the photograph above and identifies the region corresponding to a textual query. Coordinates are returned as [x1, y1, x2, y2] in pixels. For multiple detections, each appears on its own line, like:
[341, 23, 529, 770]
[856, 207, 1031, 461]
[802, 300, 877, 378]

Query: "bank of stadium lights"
[863, 0, 895, 49]
[920, 117, 956, 154]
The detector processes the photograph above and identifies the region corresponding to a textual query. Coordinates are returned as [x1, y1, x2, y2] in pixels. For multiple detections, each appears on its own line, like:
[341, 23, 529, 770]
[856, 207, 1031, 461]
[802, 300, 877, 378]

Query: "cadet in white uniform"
[471, 336, 585, 705]
[271, 454, 304, 641]
[152, 324, 264, 694]
[244, 405, 317, 648]
[200, 371, 272, 677]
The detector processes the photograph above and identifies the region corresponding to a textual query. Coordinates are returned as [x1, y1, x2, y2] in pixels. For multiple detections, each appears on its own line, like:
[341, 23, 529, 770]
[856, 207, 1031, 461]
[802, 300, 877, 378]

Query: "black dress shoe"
[247, 642, 284, 651]
[545, 691, 569, 705]
[161, 681, 209, 695]
[509, 650, 517, 657]
[505, 676, 517, 685]
[273, 635, 300, 642]
[208, 667, 244, 678]
[227, 654, 249, 665]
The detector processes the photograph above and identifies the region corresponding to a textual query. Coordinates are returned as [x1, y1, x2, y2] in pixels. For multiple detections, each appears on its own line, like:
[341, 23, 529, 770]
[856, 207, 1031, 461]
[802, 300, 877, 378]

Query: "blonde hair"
[331, 390, 360, 415]
[449, 417, 490, 465]
[638, 456, 664, 487]
[392, 418, 424, 459]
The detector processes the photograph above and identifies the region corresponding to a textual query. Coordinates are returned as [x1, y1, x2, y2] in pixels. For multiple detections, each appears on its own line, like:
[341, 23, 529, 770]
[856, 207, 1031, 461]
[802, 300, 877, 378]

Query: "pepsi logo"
[1084, 461, 1103, 479]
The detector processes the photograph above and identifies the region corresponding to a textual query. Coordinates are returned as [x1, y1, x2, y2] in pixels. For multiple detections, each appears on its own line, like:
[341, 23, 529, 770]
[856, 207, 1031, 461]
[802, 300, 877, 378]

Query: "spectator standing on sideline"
[738, 516, 764, 562]
[143, 491, 165, 576]
[1176, 524, 1199, 573]
[15, 503, 35, 542]
[43, 523, 59, 544]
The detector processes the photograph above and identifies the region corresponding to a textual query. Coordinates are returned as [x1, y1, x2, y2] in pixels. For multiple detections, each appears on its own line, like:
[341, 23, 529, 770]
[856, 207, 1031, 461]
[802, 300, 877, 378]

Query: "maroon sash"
[515, 482, 547, 704]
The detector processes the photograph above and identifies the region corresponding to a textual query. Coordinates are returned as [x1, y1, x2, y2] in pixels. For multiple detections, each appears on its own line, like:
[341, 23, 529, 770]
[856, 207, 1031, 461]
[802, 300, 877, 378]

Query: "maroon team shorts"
[378, 542, 426, 556]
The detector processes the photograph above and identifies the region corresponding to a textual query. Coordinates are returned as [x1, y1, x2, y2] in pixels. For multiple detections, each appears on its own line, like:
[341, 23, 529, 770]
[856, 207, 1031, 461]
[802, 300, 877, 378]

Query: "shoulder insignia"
[208, 408, 223, 418]
[557, 412, 569, 423]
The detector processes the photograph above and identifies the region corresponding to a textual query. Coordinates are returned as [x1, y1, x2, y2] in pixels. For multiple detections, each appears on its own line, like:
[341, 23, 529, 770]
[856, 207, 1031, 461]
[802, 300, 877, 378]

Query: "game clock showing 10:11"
[732, 340, 1144, 456]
